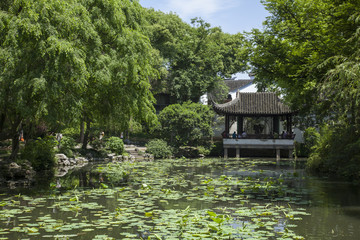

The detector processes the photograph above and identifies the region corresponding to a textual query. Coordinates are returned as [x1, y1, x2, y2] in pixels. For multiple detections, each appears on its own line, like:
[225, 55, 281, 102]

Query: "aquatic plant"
[0, 158, 309, 239]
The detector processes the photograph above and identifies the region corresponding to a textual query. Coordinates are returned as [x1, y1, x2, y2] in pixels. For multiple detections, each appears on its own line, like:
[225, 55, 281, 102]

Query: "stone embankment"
[55, 146, 153, 176]
[108, 145, 153, 162]
[55, 154, 89, 177]
[0, 160, 36, 188]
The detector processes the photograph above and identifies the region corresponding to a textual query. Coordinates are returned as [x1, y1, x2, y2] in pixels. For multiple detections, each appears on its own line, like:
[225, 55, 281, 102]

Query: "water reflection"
[293, 178, 360, 239]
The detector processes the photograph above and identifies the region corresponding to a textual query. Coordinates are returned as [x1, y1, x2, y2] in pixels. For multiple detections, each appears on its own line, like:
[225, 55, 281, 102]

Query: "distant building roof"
[224, 80, 253, 92]
[212, 92, 294, 116]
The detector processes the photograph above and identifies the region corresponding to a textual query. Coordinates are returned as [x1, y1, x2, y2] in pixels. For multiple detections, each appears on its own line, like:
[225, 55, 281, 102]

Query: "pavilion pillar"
[273, 116, 279, 134]
[286, 115, 292, 133]
[237, 116, 243, 134]
[276, 149, 281, 162]
[236, 148, 240, 158]
[225, 115, 230, 135]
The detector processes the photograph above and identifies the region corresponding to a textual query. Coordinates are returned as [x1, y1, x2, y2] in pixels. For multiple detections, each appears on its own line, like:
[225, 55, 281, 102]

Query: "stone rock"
[56, 154, 68, 160]
[63, 160, 70, 166]
[76, 157, 88, 164]
[9, 162, 21, 170]
[2, 161, 36, 186]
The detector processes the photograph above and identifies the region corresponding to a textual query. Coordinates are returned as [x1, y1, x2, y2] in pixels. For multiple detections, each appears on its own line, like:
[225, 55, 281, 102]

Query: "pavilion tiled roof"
[225, 80, 253, 91]
[212, 92, 294, 116]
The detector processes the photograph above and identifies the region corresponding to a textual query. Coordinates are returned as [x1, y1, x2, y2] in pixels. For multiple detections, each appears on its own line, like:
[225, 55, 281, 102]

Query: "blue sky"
[139, 0, 270, 34]
[139, 0, 270, 78]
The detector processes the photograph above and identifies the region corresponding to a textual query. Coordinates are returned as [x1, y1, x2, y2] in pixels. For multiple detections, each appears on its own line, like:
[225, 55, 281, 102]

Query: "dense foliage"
[157, 102, 214, 151]
[105, 137, 124, 155]
[58, 135, 77, 158]
[145, 139, 173, 159]
[0, 0, 159, 158]
[144, 10, 248, 102]
[249, 0, 360, 180]
[21, 136, 57, 171]
[307, 125, 360, 181]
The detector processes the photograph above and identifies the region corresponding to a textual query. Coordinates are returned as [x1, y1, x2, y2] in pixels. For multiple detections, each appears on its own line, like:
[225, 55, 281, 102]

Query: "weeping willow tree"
[0, 0, 158, 159]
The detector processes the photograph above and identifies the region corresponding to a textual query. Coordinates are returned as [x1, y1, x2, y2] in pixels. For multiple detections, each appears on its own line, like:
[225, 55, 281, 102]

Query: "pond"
[0, 158, 360, 239]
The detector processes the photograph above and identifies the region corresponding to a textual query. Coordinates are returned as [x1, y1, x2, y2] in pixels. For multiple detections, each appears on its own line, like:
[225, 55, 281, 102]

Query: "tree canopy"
[249, 0, 360, 125]
[157, 102, 214, 149]
[249, 0, 360, 180]
[0, 0, 158, 157]
[144, 9, 248, 102]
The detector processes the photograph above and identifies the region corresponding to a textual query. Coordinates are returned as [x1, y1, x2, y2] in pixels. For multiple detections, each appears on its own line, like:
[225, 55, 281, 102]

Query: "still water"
[0, 158, 360, 239]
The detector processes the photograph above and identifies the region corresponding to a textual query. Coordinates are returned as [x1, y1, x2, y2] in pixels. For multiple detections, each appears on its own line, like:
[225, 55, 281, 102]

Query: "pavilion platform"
[223, 137, 294, 160]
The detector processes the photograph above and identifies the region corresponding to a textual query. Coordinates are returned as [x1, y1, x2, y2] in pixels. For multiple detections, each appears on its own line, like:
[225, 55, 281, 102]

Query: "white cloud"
[165, 0, 240, 19]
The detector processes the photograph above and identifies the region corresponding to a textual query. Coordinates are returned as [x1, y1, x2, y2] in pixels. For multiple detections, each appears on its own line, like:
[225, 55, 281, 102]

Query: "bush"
[303, 127, 320, 152]
[21, 136, 57, 172]
[175, 146, 200, 158]
[208, 141, 223, 157]
[60, 136, 76, 150]
[146, 139, 173, 159]
[106, 137, 124, 155]
[294, 141, 309, 158]
[307, 124, 360, 181]
[58, 136, 77, 158]
[62, 128, 80, 141]
[90, 138, 103, 151]
[157, 102, 214, 149]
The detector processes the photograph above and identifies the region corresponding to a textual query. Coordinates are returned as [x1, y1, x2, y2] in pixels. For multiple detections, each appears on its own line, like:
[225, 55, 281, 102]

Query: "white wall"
[201, 83, 257, 105]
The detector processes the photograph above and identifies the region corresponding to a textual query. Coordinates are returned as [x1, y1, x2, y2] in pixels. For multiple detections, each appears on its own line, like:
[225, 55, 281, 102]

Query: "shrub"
[106, 137, 124, 155]
[58, 136, 77, 158]
[90, 138, 103, 151]
[307, 124, 360, 181]
[208, 141, 223, 157]
[62, 128, 80, 141]
[294, 141, 309, 158]
[60, 136, 76, 150]
[146, 139, 173, 159]
[157, 102, 214, 149]
[175, 146, 200, 158]
[303, 127, 320, 152]
[21, 136, 57, 171]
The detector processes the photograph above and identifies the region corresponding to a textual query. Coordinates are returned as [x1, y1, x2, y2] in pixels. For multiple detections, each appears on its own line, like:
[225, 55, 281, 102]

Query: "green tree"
[144, 9, 248, 102]
[248, 0, 360, 179]
[157, 102, 214, 149]
[145, 139, 173, 159]
[0, 0, 91, 158]
[78, 0, 159, 149]
[249, 0, 359, 121]
[0, 0, 159, 158]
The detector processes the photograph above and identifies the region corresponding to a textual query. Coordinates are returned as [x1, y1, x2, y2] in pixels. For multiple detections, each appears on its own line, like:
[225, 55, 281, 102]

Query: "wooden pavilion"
[212, 92, 296, 160]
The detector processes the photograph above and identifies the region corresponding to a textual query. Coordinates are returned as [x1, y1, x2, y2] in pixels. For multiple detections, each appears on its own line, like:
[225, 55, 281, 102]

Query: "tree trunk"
[82, 120, 91, 150]
[0, 113, 5, 134]
[9, 132, 20, 161]
[79, 120, 85, 143]
[9, 119, 22, 161]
